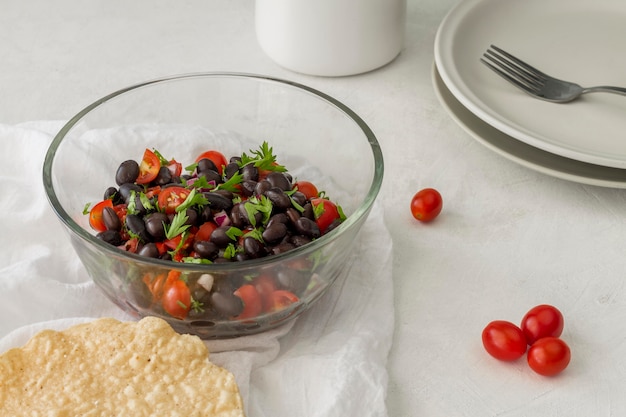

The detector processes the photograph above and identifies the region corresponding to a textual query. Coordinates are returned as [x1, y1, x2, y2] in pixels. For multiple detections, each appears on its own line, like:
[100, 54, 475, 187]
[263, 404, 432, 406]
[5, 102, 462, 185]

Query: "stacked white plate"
[433, 0, 626, 187]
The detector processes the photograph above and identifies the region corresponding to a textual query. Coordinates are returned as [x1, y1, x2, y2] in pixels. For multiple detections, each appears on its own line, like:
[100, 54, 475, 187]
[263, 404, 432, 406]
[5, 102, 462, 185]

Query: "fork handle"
[583, 86, 626, 96]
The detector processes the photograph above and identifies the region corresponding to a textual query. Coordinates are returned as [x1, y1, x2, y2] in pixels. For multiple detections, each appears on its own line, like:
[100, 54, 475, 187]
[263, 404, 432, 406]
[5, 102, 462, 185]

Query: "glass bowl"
[43, 73, 383, 338]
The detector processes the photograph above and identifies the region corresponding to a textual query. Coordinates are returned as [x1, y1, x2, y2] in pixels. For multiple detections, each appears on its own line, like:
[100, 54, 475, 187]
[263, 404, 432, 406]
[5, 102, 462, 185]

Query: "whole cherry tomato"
[161, 271, 191, 320]
[410, 188, 442, 222]
[527, 337, 571, 376]
[482, 320, 527, 361]
[311, 198, 341, 234]
[521, 304, 564, 345]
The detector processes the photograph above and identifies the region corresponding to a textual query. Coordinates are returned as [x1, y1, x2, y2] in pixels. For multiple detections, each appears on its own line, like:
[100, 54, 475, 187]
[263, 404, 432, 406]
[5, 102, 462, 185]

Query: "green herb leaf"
[127, 190, 138, 215]
[164, 212, 191, 240]
[175, 188, 208, 213]
[239, 141, 287, 172]
[216, 172, 243, 193]
[152, 148, 169, 165]
[225, 227, 243, 241]
[223, 243, 238, 259]
[182, 257, 213, 265]
[243, 195, 273, 227]
[243, 228, 264, 243]
[82, 202, 92, 215]
[139, 192, 154, 212]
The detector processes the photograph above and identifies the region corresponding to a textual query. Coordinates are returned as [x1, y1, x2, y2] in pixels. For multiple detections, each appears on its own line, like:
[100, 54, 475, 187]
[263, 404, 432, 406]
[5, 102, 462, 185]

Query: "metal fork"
[480, 45, 626, 103]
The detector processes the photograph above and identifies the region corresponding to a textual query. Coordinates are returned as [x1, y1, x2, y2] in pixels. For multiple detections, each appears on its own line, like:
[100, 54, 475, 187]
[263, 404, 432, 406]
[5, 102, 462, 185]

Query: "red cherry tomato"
[195, 150, 228, 175]
[161, 271, 191, 320]
[527, 337, 571, 376]
[482, 320, 527, 361]
[270, 290, 299, 312]
[157, 186, 190, 214]
[234, 284, 263, 319]
[89, 199, 114, 232]
[293, 180, 319, 200]
[410, 188, 443, 222]
[253, 275, 277, 312]
[521, 304, 564, 345]
[311, 198, 341, 234]
[136, 148, 161, 185]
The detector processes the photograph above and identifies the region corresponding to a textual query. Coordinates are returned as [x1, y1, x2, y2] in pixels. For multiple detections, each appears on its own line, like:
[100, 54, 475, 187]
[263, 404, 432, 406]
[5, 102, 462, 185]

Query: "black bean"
[241, 164, 259, 181]
[262, 222, 288, 244]
[286, 207, 301, 225]
[210, 291, 243, 317]
[234, 253, 249, 262]
[154, 166, 173, 185]
[243, 237, 264, 258]
[102, 206, 121, 231]
[126, 214, 151, 242]
[267, 212, 288, 227]
[184, 208, 199, 226]
[302, 202, 315, 220]
[115, 160, 140, 186]
[224, 162, 239, 179]
[266, 171, 292, 191]
[294, 217, 321, 238]
[210, 226, 234, 248]
[96, 230, 123, 246]
[137, 243, 160, 258]
[118, 183, 143, 203]
[270, 242, 295, 255]
[254, 180, 272, 196]
[265, 188, 292, 210]
[197, 158, 218, 173]
[194, 241, 219, 260]
[198, 169, 221, 184]
[144, 212, 169, 240]
[290, 235, 312, 247]
[240, 180, 257, 197]
[103, 187, 121, 204]
[204, 192, 233, 211]
[199, 206, 214, 223]
[291, 191, 307, 207]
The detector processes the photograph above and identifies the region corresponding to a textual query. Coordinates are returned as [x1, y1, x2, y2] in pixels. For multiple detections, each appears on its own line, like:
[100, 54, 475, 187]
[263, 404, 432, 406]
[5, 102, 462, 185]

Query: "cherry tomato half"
[161, 272, 191, 320]
[527, 337, 571, 376]
[293, 180, 319, 200]
[136, 148, 161, 185]
[157, 186, 190, 214]
[89, 199, 114, 232]
[521, 304, 564, 345]
[482, 320, 527, 361]
[270, 290, 299, 312]
[195, 150, 228, 175]
[410, 188, 443, 222]
[311, 198, 341, 234]
[234, 284, 263, 320]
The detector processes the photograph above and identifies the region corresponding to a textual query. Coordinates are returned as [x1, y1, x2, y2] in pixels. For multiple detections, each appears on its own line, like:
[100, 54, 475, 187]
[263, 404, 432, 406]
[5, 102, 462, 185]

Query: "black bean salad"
[86, 142, 345, 265]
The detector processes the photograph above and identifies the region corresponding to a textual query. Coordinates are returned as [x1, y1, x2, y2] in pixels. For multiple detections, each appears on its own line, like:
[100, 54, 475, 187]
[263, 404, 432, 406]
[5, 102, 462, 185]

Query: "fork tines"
[480, 45, 546, 95]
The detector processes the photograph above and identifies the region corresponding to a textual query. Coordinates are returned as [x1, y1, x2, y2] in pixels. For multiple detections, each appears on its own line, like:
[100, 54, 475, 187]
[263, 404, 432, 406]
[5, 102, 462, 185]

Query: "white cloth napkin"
[0, 121, 394, 417]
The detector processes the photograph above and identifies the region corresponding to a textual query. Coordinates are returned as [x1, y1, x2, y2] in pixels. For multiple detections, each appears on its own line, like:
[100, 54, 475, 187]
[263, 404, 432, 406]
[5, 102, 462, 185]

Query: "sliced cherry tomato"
[270, 290, 299, 312]
[136, 148, 161, 185]
[527, 337, 571, 376]
[482, 320, 527, 361]
[143, 272, 167, 300]
[157, 186, 190, 214]
[161, 271, 191, 319]
[521, 304, 564, 345]
[195, 150, 228, 175]
[166, 159, 183, 177]
[194, 221, 218, 243]
[311, 198, 341, 234]
[89, 199, 114, 232]
[233, 284, 263, 319]
[253, 275, 277, 312]
[163, 233, 194, 252]
[410, 188, 443, 222]
[293, 180, 319, 200]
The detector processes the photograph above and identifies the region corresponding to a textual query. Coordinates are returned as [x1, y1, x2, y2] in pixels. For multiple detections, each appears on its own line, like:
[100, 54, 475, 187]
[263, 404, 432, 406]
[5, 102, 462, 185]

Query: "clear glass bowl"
[43, 73, 383, 338]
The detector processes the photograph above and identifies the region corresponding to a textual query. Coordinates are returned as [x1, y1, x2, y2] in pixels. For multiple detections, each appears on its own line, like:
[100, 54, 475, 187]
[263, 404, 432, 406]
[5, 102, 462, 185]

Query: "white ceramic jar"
[255, 0, 407, 77]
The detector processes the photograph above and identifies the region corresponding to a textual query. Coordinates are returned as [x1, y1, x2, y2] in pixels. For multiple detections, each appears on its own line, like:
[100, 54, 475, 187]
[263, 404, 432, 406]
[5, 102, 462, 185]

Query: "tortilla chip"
[0, 317, 245, 416]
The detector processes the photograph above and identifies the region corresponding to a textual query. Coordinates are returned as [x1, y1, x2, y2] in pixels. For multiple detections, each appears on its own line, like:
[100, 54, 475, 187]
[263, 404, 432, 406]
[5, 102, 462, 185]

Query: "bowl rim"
[42, 72, 384, 271]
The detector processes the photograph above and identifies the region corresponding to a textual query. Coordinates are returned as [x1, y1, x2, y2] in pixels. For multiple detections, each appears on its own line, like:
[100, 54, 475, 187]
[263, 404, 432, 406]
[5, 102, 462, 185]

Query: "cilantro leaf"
[82, 202, 91, 215]
[175, 188, 208, 213]
[152, 148, 170, 166]
[216, 172, 243, 193]
[243, 195, 273, 227]
[225, 227, 243, 241]
[239, 141, 287, 172]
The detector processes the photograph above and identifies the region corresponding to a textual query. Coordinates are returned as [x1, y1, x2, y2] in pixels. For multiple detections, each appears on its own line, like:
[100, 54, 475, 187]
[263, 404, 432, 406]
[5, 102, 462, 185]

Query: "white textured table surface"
[2, 1, 626, 415]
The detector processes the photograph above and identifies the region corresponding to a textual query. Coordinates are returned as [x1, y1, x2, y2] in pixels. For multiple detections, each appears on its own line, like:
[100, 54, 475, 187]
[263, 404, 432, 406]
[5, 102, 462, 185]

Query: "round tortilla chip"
[0, 317, 245, 416]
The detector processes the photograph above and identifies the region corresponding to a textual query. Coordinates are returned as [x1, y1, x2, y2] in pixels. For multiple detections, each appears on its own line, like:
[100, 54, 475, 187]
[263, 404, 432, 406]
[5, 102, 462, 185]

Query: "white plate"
[434, 0, 626, 168]
[432, 64, 626, 188]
